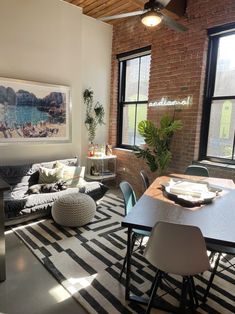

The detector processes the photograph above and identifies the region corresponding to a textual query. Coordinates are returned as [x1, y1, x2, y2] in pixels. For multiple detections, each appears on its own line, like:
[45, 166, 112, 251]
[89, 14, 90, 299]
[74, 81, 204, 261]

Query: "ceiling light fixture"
[141, 10, 162, 27]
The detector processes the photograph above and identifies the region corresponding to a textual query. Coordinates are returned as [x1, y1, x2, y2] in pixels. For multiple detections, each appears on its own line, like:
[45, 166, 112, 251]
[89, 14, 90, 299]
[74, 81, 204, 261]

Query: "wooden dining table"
[121, 174, 235, 309]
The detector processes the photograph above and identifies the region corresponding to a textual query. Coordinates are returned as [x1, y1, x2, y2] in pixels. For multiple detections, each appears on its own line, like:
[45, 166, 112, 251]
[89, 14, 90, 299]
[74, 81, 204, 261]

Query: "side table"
[85, 155, 117, 181]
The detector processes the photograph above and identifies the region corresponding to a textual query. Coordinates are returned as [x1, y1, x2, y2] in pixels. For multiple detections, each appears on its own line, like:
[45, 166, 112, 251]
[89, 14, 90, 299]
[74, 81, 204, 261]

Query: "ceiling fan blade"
[138, 0, 170, 5]
[100, 11, 143, 22]
[161, 13, 188, 32]
[157, 0, 171, 8]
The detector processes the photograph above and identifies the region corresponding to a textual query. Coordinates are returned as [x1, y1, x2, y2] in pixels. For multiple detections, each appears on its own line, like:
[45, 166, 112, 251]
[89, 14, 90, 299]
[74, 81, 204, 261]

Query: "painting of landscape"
[0, 78, 70, 142]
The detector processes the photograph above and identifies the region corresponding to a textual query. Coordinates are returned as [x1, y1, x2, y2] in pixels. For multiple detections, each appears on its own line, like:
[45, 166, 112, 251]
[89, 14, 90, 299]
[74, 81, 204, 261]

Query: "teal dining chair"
[140, 170, 150, 191]
[119, 181, 150, 279]
[185, 165, 209, 177]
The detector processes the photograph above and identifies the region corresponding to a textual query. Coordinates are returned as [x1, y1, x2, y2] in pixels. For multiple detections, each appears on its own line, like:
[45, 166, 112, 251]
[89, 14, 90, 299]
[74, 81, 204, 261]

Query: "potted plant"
[134, 114, 183, 175]
[83, 88, 105, 143]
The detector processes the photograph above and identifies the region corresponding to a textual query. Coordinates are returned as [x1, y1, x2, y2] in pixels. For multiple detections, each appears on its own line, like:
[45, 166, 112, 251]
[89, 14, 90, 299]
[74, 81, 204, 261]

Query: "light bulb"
[141, 11, 162, 27]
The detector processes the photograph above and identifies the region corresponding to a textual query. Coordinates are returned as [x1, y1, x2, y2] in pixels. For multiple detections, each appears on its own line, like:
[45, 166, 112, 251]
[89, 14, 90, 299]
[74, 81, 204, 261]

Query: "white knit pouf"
[51, 193, 96, 227]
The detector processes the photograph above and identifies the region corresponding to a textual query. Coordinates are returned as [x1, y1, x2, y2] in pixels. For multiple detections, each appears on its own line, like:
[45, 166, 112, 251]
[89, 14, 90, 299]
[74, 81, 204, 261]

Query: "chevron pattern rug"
[12, 191, 235, 314]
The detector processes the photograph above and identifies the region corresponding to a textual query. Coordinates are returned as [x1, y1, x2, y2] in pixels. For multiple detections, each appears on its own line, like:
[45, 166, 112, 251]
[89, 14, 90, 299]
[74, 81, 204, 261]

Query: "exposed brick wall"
[109, 0, 235, 193]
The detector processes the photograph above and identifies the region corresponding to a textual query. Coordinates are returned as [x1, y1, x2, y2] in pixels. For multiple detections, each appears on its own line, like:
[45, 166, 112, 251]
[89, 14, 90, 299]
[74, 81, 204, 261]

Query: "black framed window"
[117, 47, 151, 148]
[201, 23, 235, 164]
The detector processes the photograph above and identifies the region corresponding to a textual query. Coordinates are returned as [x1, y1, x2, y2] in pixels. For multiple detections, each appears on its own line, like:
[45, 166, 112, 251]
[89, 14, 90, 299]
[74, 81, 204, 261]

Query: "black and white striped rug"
[12, 191, 235, 314]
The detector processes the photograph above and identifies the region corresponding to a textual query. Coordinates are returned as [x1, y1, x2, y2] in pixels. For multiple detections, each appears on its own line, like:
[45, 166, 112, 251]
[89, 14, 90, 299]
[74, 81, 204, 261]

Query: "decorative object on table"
[88, 143, 106, 158]
[134, 114, 182, 175]
[0, 77, 71, 143]
[88, 142, 95, 157]
[105, 144, 113, 156]
[83, 88, 105, 143]
[51, 192, 96, 227]
[161, 178, 221, 206]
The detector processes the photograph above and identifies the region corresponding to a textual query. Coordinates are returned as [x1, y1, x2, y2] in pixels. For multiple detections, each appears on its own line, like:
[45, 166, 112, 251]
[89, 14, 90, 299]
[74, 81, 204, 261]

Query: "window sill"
[113, 147, 134, 153]
[194, 160, 235, 170]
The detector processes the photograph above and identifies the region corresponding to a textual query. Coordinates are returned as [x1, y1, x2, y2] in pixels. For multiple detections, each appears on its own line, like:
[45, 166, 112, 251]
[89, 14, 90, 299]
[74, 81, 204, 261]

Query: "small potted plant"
[83, 88, 105, 143]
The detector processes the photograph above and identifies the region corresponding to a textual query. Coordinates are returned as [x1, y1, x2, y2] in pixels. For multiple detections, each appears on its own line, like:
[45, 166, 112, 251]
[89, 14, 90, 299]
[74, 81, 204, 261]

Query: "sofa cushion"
[54, 161, 85, 187]
[32, 157, 79, 172]
[38, 166, 63, 184]
[28, 157, 79, 186]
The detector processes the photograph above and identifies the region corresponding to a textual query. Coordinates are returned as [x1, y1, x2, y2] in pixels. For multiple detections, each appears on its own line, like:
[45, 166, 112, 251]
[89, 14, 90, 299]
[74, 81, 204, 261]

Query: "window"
[201, 24, 235, 164]
[117, 47, 151, 148]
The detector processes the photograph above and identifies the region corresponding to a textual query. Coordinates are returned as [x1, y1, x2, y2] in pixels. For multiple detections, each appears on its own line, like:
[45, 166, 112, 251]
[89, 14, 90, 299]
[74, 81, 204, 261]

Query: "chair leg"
[189, 276, 199, 308]
[180, 276, 189, 311]
[188, 279, 195, 310]
[119, 233, 137, 280]
[146, 270, 162, 314]
[138, 236, 144, 253]
[203, 252, 222, 302]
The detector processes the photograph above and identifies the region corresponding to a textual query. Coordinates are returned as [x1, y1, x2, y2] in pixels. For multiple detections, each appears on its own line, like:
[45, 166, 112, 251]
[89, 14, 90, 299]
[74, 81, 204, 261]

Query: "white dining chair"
[144, 221, 210, 313]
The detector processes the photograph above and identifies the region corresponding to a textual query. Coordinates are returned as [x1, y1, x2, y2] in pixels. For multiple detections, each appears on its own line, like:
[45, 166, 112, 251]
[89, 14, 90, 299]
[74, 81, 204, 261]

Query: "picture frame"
[0, 77, 71, 143]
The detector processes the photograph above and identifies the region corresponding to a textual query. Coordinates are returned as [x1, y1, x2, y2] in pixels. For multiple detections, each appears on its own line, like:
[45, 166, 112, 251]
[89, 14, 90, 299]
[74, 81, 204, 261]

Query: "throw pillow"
[38, 166, 63, 184]
[54, 160, 85, 187]
[61, 165, 86, 187]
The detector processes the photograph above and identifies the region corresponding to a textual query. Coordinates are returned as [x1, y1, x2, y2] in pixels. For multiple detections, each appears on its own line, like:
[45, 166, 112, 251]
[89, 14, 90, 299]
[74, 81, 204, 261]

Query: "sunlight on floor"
[11, 219, 46, 231]
[207, 250, 227, 268]
[67, 274, 98, 294]
[5, 229, 13, 235]
[49, 284, 71, 303]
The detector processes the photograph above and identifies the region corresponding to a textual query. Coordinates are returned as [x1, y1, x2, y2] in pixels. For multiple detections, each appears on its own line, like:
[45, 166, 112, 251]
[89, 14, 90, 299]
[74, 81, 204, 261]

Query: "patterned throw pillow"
[38, 166, 63, 184]
[54, 161, 85, 187]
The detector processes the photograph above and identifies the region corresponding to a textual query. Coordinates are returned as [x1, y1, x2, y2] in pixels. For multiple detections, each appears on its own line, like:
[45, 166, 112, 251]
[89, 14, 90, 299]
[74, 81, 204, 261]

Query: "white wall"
[0, 0, 112, 166]
[81, 15, 112, 165]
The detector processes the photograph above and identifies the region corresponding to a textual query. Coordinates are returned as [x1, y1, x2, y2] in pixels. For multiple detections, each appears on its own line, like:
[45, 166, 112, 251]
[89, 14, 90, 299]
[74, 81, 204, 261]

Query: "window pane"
[207, 99, 235, 158]
[122, 104, 136, 145]
[135, 103, 148, 145]
[214, 34, 235, 96]
[125, 58, 139, 102]
[139, 55, 150, 101]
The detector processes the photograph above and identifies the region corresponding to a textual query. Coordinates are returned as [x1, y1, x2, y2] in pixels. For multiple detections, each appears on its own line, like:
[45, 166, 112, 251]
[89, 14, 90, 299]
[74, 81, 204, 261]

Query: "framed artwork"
[0, 77, 71, 143]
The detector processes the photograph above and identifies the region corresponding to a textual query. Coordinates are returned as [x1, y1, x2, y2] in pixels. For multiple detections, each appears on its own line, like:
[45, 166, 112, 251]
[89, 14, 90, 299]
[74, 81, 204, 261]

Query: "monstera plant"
[134, 114, 183, 175]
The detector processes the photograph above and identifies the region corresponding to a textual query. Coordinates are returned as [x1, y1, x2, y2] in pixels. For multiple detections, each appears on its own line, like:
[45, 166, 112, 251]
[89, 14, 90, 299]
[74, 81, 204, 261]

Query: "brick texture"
[109, 0, 235, 194]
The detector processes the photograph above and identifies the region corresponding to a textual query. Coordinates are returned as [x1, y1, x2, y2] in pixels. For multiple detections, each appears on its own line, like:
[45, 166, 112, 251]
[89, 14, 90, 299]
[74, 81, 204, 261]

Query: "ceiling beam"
[93, 1, 136, 19]
[165, 0, 187, 17]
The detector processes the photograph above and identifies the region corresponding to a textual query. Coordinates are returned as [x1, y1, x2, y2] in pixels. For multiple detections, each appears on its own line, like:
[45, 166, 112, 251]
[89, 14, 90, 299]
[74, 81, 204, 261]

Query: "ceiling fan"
[100, 0, 187, 32]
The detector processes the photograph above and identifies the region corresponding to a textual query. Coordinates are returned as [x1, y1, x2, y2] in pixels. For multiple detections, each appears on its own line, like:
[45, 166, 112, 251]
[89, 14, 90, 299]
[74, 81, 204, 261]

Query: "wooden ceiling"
[64, 0, 186, 24]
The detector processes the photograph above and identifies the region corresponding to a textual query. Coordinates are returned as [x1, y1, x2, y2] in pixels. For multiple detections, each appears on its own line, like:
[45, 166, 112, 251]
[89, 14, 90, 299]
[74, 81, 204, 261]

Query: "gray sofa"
[0, 157, 108, 226]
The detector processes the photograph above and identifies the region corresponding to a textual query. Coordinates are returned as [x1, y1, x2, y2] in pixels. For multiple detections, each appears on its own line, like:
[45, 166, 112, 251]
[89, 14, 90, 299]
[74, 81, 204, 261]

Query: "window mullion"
[133, 58, 141, 146]
[232, 131, 235, 161]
